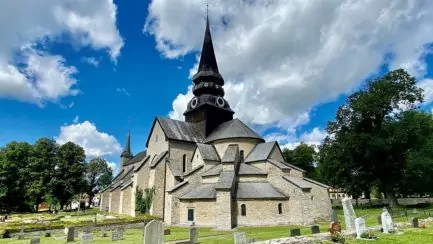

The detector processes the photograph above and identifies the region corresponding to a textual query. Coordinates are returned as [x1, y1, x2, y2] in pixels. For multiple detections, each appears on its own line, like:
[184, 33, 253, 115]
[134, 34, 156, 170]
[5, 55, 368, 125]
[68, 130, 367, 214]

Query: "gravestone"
[17, 227, 24, 240]
[164, 229, 171, 235]
[80, 233, 93, 242]
[143, 219, 163, 244]
[412, 208, 418, 215]
[310, 225, 320, 234]
[112, 227, 124, 241]
[190, 225, 198, 244]
[290, 228, 301, 237]
[66, 227, 75, 242]
[341, 197, 356, 230]
[329, 221, 342, 235]
[30, 238, 40, 244]
[381, 209, 394, 234]
[355, 217, 366, 239]
[410, 217, 419, 228]
[84, 224, 93, 233]
[377, 215, 382, 225]
[234, 232, 247, 244]
[331, 210, 338, 222]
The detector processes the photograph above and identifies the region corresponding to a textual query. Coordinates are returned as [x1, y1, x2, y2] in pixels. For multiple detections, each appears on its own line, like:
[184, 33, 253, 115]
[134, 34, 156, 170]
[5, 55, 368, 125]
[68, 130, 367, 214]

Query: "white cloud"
[271, 127, 328, 151]
[145, 0, 433, 131]
[0, 0, 123, 105]
[106, 161, 117, 173]
[418, 79, 433, 104]
[81, 57, 100, 67]
[73, 116, 79, 124]
[56, 121, 122, 159]
[116, 88, 131, 96]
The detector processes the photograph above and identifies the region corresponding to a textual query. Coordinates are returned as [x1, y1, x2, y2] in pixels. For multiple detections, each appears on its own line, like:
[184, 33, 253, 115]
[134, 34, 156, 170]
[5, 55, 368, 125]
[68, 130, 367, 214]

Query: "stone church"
[100, 17, 331, 230]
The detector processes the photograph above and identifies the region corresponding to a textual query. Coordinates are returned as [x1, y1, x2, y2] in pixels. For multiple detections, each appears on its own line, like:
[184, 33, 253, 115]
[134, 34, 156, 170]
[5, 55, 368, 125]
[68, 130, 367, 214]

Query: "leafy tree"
[50, 142, 86, 209]
[283, 143, 318, 179]
[26, 138, 58, 211]
[85, 158, 113, 206]
[318, 69, 424, 206]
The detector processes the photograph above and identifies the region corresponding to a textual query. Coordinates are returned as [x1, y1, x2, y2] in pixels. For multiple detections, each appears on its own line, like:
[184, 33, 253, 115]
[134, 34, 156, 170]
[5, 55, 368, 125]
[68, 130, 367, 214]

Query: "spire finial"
[206, 0, 209, 21]
[121, 129, 132, 158]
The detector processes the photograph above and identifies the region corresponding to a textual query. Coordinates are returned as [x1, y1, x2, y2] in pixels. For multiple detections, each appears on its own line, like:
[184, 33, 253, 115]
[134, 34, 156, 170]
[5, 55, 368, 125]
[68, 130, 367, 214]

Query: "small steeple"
[121, 129, 133, 158]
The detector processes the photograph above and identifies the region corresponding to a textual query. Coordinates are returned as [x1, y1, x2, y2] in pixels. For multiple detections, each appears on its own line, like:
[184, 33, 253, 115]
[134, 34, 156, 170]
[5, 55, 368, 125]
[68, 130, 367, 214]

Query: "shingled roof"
[196, 143, 220, 161]
[202, 164, 222, 177]
[238, 163, 267, 175]
[283, 176, 314, 190]
[146, 117, 204, 147]
[179, 184, 217, 200]
[245, 141, 277, 162]
[236, 182, 288, 199]
[215, 171, 235, 190]
[204, 119, 264, 143]
[124, 150, 147, 166]
[222, 144, 239, 163]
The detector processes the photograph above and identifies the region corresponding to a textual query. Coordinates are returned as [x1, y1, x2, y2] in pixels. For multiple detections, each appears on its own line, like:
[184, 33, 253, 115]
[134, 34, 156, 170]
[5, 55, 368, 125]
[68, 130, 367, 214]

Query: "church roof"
[179, 183, 217, 200]
[204, 119, 264, 143]
[150, 150, 168, 168]
[197, 143, 220, 161]
[202, 164, 222, 177]
[245, 141, 277, 162]
[124, 150, 147, 166]
[266, 159, 306, 172]
[215, 171, 235, 190]
[283, 176, 314, 190]
[146, 117, 204, 146]
[221, 144, 239, 163]
[121, 129, 133, 158]
[167, 159, 183, 177]
[238, 163, 267, 175]
[236, 182, 288, 199]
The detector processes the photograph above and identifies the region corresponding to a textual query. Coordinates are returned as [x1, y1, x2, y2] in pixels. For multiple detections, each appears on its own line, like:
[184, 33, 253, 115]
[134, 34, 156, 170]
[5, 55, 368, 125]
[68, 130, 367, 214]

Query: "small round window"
[216, 97, 225, 107]
[191, 97, 198, 108]
[204, 82, 209, 87]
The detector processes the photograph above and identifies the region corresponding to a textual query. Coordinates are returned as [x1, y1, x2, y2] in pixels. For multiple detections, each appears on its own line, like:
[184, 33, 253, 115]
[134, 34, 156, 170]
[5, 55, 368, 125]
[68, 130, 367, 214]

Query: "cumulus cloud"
[266, 127, 328, 151]
[145, 0, 433, 131]
[81, 57, 100, 67]
[0, 0, 123, 105]
[56, 121, 122, 159]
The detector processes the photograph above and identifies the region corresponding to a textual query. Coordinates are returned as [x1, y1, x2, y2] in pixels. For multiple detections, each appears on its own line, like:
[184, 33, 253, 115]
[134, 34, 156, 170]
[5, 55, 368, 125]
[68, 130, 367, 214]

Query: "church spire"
[121, 129, 132, 158]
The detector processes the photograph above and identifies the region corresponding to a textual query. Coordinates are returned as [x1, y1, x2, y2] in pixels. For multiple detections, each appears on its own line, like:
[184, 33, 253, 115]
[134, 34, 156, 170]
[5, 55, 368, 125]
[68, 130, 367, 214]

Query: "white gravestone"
[341, 197, 356, 230]
[143, 220, 163, 244]
[234, 232, 247, 244]
[381, 210, 394, 234]
[355, 217, 366, 239]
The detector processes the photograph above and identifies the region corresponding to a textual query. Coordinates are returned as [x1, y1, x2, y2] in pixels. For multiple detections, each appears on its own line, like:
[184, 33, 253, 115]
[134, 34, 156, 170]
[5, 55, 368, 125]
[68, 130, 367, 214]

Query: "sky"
[1, 0, 433, 174]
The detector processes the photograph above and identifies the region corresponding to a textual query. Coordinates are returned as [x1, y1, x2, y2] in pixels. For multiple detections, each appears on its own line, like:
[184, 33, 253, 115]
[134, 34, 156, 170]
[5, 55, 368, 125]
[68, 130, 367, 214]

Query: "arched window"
[241, 204, 246, 216]
[278, 203, 283, 214]
[182, 154, 187, 173]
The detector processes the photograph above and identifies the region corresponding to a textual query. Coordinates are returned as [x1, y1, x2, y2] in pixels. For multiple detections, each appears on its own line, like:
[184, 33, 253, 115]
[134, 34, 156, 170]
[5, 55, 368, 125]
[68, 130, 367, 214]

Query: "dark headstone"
[311, 225, 320, 234]
[331, 210, 338, 222]
[111, 227, 124, 241]
[44, 232, 51, 237]
[30, 238, 40, 244]
[66, 227, 75, 242]
[377, 215, 382, 225]
[164, 229, 171, 235]
[410, 217, 419, 228]
[190, 226, 198, 244]
[290, 228, 301, 237]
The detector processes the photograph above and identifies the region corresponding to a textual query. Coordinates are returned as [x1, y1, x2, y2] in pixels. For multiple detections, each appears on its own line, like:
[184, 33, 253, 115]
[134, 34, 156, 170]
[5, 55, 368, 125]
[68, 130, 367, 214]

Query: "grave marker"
[234, 232, 247, 244]
[290, 228, 301, 237]
[143, 219, 163, 244]
[331, 210, 338, 222]
[66, 227, 75, 242]
[342, 197, 356, 230]
[190, 225, 198, 244]
[80, 233, 93, 242]
[30, 238, 40, 244]
[410, 217, 419, 228]
[164, 229, 171, 235]
[381, 209, 394, 234]
[311, 225, 320, 234]
[355, 217, 366, 239]
[112, 227, 124, 241]
[377, 215, 382, 225]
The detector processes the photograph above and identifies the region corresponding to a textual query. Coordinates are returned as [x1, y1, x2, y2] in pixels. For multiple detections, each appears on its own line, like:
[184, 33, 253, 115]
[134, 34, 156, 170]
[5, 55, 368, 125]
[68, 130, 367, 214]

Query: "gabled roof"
[134, 155, 151, 172]
[238, 163, 267, 175]
[146, 117, 204, 147]
[179, 184, 216, 200]
[202, 164, 222, 177]
[166, 159, 182, 177]
[245, 141, 277, 163]
[266, 159, 306, 172]
[283, 176, 314, 190]
[215, 171, 235, 190]
[222, 144, 239, 163]
[167, 180, 189, 193]
[204, 119, 264, 143]
[236, 182, 288, 199]
[303, 177, 330, 188]
[196, 143, 220, 161]
[150, 150, 168, 168]
[124, 150, 147, 166]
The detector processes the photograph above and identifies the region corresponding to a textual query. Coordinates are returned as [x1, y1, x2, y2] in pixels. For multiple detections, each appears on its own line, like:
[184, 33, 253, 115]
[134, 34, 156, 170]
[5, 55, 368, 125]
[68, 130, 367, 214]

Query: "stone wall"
[121, 185, 132, 215]
[146, 121, 169, 156]
[216, 191, 232, 230]
[179, 199, 217, 226]
[169, 141, 196, 173]
[149, 156, 167, 218]
[235, 199, 290, 226]
[331, 197, 433, 207]
[309, 183, 332, 220]
[99, 190, 110, 212]
[109, 189, 121, 214]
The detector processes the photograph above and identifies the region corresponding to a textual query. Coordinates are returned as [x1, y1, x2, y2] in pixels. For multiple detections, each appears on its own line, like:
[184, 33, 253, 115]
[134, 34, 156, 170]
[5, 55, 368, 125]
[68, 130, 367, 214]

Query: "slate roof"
[120, 181, 133, 190]
[266, 159, 292, 171]
[146, 117, 204, 146]
[204, 119, 264, 143]
[202, 164, 222, 177]
[245, 142, 277, 162]
[236, 182, 288, 199]
[179, 184, 216, 200]
[124, 150, 147, 166]
[222, 144, 239, 163]
[238, 163, 267, 175]
[166, 159, 182, 177]
[215, 171, 235, 190]
[304, 177, 330, 188]
[196, 143, 220, 161]
[167, 180, 189, 193]
[283, 176, 314, 190]
[150, 150, 168, 168]
[134, 155, 150, 172]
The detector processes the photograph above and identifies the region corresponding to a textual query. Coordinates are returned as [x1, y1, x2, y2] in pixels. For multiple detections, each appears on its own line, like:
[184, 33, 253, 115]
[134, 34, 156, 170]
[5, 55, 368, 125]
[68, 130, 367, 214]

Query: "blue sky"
[1, 0, 433, 172]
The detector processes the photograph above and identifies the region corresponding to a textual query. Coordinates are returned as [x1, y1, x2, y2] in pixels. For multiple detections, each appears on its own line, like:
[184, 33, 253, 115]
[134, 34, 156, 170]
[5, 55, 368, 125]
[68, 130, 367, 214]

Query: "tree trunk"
[386, 192, 399, 208]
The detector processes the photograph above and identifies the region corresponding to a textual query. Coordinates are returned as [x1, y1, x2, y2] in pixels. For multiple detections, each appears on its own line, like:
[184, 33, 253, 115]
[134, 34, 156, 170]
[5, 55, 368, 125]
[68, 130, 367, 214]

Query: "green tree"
[26, 138, 58, 211]
[135, 186, 155, 214]
[50, 142, 86, 209]
[85, 158, 113, 206]
[318, 69, 424, 206]
[283, 143, 318, 179]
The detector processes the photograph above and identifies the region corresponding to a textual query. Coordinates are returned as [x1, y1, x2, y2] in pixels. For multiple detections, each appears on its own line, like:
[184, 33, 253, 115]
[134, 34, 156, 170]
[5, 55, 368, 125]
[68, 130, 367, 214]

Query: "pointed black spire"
[121, 129, 132, 158]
